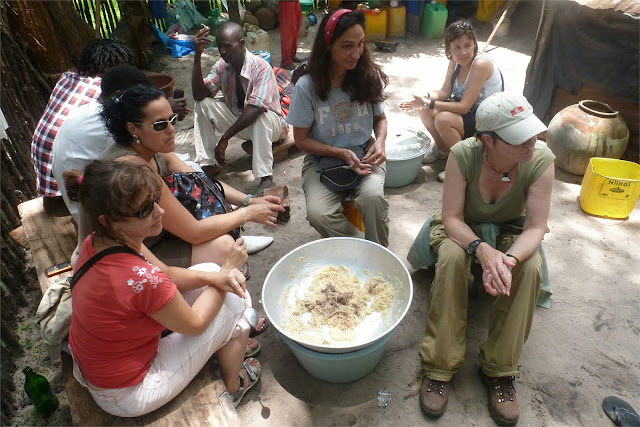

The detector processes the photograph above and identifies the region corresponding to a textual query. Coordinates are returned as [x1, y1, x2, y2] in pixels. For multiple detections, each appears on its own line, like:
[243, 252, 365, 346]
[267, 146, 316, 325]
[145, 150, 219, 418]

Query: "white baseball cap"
[475, 92, 547, 145]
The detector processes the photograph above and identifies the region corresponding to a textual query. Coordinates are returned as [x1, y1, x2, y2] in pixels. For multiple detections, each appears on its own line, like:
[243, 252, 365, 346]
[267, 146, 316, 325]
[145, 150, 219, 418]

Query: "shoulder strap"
[70, 245, 145, 290]
[450, 64, 461, 92]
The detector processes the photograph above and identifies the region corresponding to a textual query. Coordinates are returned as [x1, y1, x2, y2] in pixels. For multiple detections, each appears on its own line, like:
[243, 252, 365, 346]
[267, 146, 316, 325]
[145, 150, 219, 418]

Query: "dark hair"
[101, 85, 165, 146]
[100, 64, 152, 99]
[63, 160, 162, 239]
[303, 9, 388, 104]
[77, 39, 133, 77]
[444, 20, 478, 60]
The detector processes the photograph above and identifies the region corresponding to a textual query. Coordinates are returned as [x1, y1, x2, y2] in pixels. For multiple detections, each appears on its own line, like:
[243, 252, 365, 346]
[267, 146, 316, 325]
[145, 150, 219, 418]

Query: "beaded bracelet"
[506, 253, 520, 266]
[242, 194, 253, 207]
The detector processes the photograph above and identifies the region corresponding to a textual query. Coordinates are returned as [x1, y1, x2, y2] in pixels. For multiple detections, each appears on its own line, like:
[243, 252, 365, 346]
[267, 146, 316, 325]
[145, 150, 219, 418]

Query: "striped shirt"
[31, 72, 102, 196]
[204, 49, 288, 136]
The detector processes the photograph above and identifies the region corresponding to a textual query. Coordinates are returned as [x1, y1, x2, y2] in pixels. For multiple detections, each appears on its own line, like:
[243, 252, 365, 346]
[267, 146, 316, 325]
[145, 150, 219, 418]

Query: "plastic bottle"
[207, 9, 228, 34]
[421, 0, 448, 39]
[23, 367, 59, 415]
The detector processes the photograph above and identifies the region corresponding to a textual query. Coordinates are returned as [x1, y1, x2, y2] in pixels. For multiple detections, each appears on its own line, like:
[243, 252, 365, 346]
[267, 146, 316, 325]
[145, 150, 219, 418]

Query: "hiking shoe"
[419, 376, 450, 418]
[481, 371, 519, 426]
[422, 143, 449, 164]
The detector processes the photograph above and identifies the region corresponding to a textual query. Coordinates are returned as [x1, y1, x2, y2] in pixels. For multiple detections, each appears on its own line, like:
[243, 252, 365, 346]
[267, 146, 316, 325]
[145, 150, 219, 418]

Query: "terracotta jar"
[547, 100, 629, 175]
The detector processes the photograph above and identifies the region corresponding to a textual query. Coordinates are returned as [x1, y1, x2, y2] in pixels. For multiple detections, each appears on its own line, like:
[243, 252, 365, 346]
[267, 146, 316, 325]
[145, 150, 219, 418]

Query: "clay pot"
[546, 100, 629, 175]
[254, 7, 276, 30]
[244, 12, 260, 28]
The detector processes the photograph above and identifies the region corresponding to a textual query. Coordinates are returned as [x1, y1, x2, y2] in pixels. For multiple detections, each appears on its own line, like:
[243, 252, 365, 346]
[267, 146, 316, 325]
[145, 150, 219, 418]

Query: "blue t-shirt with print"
[286, 75, 384, 149]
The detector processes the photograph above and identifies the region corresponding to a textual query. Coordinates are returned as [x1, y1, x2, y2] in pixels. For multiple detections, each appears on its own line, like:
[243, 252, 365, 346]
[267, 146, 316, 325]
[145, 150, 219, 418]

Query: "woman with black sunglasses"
[407, 93, 554, 424]
[91, 85, 283, 276]
[399, 20, 503, 181]
[63, 160, 261, 415]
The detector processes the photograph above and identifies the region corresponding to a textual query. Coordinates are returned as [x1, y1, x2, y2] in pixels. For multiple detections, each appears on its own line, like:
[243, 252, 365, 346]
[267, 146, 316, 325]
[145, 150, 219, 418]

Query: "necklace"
[485, 152, 517, 182]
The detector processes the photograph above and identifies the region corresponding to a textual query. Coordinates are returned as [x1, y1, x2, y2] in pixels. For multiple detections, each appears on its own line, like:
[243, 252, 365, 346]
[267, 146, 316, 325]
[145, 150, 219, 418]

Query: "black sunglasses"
[453, 21, 473, 31]
[133, 196, 160, 219]
[134, 114, 178, 132]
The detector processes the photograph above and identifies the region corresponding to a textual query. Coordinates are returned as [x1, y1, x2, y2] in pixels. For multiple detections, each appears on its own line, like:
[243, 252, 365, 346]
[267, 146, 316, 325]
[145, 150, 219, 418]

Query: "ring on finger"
[232, 280, 239, 287]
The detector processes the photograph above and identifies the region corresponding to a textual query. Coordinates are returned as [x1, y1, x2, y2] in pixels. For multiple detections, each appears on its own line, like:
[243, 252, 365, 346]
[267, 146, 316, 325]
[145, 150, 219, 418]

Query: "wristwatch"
[466, 239, 485, 257]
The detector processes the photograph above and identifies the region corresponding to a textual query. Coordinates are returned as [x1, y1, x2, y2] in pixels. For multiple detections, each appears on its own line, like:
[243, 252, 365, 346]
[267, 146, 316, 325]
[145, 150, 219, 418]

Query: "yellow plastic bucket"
[343, 200, 365, 232]
[359, 6, 387, 41]
[386, 5, 406, 37]
[579, 158, 640, 219]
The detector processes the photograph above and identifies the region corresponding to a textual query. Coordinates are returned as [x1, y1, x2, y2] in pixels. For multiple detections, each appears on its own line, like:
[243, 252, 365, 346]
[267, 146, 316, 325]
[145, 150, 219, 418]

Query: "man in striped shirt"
[192, 22, 287, 193]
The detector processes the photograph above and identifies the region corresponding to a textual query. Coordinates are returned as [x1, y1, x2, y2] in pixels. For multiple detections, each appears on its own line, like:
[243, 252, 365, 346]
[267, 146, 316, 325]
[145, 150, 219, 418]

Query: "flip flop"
[245, 339, 261, 358]
[249, 317, 269, 338]
[603, 396, 640, 427]
[232, 358, 261, 407]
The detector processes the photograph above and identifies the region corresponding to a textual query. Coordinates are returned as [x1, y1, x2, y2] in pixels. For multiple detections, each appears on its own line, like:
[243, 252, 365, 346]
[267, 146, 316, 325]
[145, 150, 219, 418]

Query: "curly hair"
[77, 38, 133, 77]
[101, 85, 165, 146]
[63, 160, 162, 239]
[444, 20, 478, 60]
[302, 9, 388, 104]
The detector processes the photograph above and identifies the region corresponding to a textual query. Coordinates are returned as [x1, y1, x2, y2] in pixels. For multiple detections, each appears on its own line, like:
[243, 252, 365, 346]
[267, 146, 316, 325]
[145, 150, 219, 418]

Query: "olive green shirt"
[451, 137, 555, 225]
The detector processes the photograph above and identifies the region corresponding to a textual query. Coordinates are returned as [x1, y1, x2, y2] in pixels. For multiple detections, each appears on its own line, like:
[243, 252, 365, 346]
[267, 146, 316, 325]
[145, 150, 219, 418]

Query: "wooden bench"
[17, 197, 240, 426]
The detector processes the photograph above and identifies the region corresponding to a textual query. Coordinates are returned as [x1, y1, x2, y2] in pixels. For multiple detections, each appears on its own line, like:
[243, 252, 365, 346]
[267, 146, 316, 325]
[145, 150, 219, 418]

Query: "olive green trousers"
[419, 231, 542, 381]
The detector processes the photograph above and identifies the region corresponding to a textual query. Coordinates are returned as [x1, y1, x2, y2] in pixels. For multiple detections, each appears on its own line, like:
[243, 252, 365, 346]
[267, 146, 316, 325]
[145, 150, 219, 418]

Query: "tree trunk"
[4, 1, 95, 76]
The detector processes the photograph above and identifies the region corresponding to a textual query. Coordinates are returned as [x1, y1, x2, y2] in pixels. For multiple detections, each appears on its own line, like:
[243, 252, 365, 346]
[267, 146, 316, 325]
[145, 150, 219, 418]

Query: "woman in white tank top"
[399, 20, 503, 169]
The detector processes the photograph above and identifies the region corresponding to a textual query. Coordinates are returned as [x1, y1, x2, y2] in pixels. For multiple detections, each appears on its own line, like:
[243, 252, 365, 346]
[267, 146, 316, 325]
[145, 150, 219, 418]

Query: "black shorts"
[461, 110, 477, 139]
[448, 97, 477, 139]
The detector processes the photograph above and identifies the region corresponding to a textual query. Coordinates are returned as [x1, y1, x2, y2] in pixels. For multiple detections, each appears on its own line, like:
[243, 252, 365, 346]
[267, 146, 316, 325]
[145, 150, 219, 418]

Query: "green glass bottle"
[23, 366, 59, 415]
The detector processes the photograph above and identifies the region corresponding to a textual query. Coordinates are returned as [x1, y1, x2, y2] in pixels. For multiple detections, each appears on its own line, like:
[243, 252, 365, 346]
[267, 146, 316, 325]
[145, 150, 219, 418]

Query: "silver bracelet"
[242, 194, 253, 207]
[240, 207, 247, 225]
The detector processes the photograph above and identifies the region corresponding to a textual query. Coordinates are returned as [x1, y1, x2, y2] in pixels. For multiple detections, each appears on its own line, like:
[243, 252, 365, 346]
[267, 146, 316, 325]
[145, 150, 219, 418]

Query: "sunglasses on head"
[134, 114, 178, 132]
[453, 21, 473, 30]
[133, 196, 160, 219]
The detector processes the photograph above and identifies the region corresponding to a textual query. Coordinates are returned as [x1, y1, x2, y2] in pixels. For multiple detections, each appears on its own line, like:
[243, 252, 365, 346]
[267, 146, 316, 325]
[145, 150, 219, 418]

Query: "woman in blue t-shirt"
[287, 9, 390, 247]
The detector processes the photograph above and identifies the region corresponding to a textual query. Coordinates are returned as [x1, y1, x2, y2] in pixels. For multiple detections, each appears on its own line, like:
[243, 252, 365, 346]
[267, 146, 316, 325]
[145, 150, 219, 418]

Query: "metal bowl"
[262, 238, 413, 354]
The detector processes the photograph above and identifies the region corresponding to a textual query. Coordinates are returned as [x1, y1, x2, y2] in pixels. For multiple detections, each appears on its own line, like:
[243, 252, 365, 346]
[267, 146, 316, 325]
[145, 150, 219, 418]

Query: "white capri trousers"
[72, 286, 247, 417]
[193, 98, 283, 178]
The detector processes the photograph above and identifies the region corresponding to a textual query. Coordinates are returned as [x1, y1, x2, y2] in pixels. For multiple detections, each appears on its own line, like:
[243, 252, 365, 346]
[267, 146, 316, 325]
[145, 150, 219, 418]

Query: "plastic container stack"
[358, 5, 387, 41]
[386, 4, 406, 37]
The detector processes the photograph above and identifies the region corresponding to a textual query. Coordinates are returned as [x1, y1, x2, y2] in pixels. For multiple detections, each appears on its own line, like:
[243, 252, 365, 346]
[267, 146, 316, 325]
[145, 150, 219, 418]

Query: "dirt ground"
[10, 2, 639, 426]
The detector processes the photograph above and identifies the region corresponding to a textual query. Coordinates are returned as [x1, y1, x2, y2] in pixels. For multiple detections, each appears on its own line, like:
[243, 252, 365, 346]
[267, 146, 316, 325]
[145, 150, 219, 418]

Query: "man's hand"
[215, 136, 230, 166]
[168, 96, 188, 119]
[194, 26, 212, 56]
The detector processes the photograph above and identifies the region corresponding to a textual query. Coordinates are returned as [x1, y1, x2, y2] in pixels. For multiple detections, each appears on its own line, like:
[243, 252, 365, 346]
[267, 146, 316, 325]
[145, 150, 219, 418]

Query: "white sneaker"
[422, 143, 449, 164]
[243, 236, 274, 254]
[437, 171, 446, 182]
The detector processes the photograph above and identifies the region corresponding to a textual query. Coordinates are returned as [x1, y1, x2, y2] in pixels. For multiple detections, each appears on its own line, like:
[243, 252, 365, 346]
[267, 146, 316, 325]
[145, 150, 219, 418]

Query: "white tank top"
[452, 54, 503, 109]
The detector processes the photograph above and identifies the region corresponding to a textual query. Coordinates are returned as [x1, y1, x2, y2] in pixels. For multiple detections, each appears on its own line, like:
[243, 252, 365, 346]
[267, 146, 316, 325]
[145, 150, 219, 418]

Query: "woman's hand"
[476, 244, 516, 296]
[362, 139, 386, 166]
[250, 195, 282, 206]
[398, 94, 428, 111]
[246, 203, 285, 227]
[342, 148, 372, 176]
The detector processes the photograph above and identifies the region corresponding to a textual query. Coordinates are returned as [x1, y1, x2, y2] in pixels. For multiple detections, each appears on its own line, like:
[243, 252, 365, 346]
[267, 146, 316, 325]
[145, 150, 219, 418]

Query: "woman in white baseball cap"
[407, 92, 554, 425]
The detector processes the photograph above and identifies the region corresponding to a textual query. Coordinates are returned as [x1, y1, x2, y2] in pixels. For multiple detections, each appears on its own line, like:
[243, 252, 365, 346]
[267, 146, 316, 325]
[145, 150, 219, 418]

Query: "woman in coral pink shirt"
[65, 160, 261, 416]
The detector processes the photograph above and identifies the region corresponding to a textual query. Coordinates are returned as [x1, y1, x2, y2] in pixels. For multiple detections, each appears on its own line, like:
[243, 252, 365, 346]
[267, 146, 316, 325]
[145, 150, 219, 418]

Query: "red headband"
[324, 9, 351, 48]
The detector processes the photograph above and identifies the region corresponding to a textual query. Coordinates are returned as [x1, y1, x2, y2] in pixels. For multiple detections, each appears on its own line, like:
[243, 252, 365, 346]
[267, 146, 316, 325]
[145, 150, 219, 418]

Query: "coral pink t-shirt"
[69, 234, 176, 389]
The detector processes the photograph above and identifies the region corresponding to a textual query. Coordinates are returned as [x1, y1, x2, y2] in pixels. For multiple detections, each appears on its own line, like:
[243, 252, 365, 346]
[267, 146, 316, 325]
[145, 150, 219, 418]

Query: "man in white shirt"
[52, 65, 153, 221]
